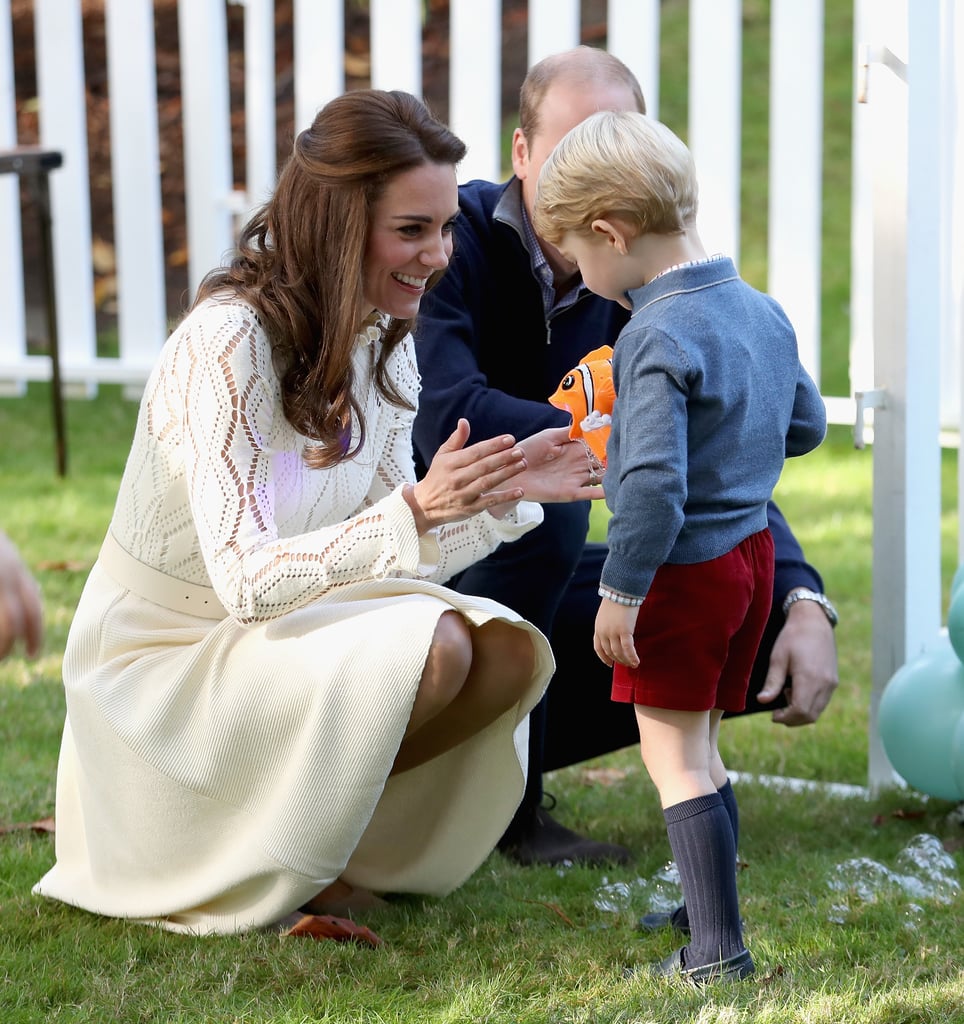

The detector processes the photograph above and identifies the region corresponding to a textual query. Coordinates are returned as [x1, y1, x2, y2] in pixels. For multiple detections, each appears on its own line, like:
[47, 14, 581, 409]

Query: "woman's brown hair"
[194, 89, 466, 468]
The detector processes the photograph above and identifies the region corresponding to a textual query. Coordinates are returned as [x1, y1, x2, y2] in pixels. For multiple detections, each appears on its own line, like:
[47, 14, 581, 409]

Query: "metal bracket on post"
[857, 43, 908, 104]
[853, 387, 887, 450]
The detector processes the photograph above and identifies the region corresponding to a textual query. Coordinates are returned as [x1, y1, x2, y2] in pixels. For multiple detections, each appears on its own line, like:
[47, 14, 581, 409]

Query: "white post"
[864, 4, 908, 795]
[688, 0, 741, 262]
[370, 0, 421, 96]
[903, 1, 944, 655]
[34, 0, 97, 395]
[177, 0, 235, 299]
[606, 0, 660, 119]
[294, 0, 343, 133]
[527, 0, 580, 67]
[105, 0, 167, 392]
[450, 0, 501, 183]
[937, 0, 961, 434]
[955, 3, 964, 561]
[241, 0, 276, 215]
[862, 0, 947, 794]
[768, 0, 824, 386]
[850, 0, 875, 428]
[0, 0, 27, 394]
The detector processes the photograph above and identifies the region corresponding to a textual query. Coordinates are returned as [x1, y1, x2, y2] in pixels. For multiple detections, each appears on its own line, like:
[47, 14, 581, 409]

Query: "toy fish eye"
[561, 374, 577, 390]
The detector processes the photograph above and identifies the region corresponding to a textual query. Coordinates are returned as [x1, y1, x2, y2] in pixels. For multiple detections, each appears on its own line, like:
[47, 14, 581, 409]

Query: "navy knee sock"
[718, 778, 740, 852]
[670, 779, 739, 933]
[663, 791, 745, 965]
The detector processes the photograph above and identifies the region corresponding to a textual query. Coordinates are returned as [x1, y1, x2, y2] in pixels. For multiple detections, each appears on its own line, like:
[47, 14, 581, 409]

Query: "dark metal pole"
[0, 148, 67, 476]
[30, 170, 67, 476]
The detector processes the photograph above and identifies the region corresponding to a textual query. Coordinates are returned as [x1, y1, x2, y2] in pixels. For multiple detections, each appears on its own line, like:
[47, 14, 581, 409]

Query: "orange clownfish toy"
[548, 345, 615, 466]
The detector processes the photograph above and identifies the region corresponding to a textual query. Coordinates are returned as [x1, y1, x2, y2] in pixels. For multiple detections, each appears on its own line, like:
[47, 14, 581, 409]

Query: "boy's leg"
[635, 706, 747, 969]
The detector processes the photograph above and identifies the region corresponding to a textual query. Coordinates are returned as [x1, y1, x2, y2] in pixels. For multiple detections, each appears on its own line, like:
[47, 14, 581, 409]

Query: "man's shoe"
[647, 946, 754, 984]
[498, 807, 632, 867]
[637, 905, 690, 936]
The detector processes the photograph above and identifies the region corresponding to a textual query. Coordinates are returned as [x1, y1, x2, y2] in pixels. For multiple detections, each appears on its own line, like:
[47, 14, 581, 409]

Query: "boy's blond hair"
[533, 110, 698, 245]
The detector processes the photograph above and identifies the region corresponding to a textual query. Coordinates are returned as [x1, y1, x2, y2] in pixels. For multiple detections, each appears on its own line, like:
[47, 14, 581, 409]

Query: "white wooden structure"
[1, 0, 963, 792]
[0, 0, 835, 394]
[854, 1, 963, 791]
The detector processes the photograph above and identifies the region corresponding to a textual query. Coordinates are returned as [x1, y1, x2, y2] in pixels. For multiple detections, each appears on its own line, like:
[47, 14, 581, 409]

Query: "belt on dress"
[98, 530, 228, 620]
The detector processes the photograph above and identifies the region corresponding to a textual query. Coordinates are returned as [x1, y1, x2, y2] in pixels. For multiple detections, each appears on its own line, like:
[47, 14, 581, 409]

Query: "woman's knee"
[416, 611, 473, 713]
[471, 619, 536, 702]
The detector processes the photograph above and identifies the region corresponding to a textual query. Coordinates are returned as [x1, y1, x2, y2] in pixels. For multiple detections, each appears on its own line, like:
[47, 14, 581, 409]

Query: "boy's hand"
[593, 599, 640, 668]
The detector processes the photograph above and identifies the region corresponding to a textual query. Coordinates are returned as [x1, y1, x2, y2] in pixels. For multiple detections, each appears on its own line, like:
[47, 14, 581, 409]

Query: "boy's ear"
[590, 217, 633, 255]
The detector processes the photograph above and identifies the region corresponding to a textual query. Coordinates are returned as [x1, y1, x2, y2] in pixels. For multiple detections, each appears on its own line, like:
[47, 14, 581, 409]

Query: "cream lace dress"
[33, 297, 554, 935]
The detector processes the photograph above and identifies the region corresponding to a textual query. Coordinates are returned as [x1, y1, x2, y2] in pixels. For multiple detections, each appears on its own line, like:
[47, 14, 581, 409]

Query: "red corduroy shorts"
[611, 528, 775, 713]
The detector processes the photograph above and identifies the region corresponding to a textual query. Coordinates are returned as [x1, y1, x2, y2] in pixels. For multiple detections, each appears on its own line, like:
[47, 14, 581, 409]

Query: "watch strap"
[781, 587, 838, 627]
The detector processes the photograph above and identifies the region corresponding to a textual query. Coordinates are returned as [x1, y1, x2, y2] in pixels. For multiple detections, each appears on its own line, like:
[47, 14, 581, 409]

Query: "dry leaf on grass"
[579, 766, 628, 786]
[0, 816, 55, 835]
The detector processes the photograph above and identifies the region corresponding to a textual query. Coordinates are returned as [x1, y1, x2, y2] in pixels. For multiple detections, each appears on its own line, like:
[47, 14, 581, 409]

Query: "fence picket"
[688, 0, 742, 263]
[105, 0, 167, 390]
[0, 0, 26, 395]
[35, 0, 97, 395]
[450, 0, 501, 183]
[768, 0, 824, 384]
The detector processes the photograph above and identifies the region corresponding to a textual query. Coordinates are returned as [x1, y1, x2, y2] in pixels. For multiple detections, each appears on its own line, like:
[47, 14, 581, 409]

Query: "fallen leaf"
[521, 899, 576, 927]
[0, 816, 55, 835]
[284, 914, 383, 947]
[579, 766, 628, 786]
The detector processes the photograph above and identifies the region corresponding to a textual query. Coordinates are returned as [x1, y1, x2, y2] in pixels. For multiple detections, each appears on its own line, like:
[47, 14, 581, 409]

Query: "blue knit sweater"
[413, 177, 828, 602]
[601, 257, 827, 601]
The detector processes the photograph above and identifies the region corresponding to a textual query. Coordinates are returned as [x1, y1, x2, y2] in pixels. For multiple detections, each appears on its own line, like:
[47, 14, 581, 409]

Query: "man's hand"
[755, 598, 839, 725]
[514, 427, 606, 503]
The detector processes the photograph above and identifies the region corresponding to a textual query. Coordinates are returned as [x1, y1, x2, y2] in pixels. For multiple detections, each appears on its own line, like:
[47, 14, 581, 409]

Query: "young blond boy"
[534, 111, 827, 983]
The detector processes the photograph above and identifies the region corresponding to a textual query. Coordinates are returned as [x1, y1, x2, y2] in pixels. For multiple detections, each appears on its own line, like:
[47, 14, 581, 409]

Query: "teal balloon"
[879, 635, 964, 802]
[951, 563, 964, 601]
[947, 586, 964, 662]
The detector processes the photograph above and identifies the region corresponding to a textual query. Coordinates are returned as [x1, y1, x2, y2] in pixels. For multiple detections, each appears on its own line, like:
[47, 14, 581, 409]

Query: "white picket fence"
[2, 0, 838, 399]
[2, 0, 964, 792]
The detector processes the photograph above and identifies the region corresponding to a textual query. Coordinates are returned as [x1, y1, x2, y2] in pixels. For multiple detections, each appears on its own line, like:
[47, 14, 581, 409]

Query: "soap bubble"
[593, 860, 683, 915]
[827, 833, 960, 923]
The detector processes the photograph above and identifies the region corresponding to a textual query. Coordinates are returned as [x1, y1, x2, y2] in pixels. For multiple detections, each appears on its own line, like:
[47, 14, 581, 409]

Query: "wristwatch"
[781, 587, 838, 627]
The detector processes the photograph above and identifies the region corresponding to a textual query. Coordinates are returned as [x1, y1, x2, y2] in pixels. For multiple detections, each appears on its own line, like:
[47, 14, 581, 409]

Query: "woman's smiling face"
[362, 161, 460, 319]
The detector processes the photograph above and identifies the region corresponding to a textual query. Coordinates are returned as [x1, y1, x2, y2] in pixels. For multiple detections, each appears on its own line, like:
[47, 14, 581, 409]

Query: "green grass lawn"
[2, 389, 963, 1023]
[2, 1, 963, 1020]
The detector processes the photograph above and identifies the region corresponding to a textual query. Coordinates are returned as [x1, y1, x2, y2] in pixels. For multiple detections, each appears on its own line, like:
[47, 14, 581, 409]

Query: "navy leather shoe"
[647, 947, 755, 984]
[498, 807, 632, 867]
[637, 906, 690, 936]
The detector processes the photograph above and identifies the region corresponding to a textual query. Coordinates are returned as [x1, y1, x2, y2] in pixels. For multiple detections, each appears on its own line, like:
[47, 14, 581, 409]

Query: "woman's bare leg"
[300, 878, 389, 916]
[301, 612, 533, 914]
[392, 614, 535, 774]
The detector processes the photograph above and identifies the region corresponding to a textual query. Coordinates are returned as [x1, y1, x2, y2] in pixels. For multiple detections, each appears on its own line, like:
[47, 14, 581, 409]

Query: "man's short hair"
[519, 46, 646, 142]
